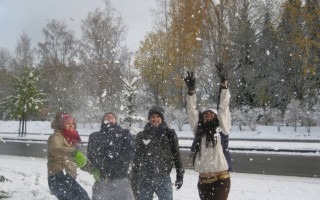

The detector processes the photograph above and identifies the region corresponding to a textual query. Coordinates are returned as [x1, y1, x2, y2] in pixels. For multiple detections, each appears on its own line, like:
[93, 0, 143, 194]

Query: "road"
[0, 140, 319, 178]
[179, 150, 320, 178]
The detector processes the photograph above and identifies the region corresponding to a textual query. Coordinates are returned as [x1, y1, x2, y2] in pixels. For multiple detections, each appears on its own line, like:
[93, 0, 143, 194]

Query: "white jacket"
[186, 89, 231, 173]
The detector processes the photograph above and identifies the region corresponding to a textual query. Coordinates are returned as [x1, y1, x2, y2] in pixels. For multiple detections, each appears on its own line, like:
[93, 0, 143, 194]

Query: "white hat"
[203, 109, 218, 116]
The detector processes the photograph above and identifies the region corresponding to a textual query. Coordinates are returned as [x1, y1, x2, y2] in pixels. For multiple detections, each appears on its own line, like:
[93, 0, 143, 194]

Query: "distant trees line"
[0, 0, 319, 130]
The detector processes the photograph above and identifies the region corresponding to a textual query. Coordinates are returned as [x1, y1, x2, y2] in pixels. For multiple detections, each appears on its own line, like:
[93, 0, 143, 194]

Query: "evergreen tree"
[302, 0, 320, 108]
[255, 11, 283, 109]
[120, 76, 143, 127]
[277, 0, 305, 101]
[229, 0, 257, 107]
[0, 68, 47, 136]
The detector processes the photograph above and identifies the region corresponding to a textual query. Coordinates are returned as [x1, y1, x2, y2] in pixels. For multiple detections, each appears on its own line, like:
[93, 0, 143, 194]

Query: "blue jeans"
[48, 171, 90, 200]
[133, 175, 173, 200]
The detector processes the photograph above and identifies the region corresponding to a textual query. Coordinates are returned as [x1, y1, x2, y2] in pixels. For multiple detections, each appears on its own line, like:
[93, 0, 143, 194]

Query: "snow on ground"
[1, 121, 320, 151]
[0, 155, 319, 200]
[1, 121, 320, 140]
[1, 121, 320, 199]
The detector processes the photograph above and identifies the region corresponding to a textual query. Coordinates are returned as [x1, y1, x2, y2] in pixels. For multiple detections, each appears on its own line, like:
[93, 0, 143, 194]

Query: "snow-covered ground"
[1, 121, 320, 140]
[1, 120, 320, 199]
[0, 155, 319, 200]
[1, 121, 320, 152]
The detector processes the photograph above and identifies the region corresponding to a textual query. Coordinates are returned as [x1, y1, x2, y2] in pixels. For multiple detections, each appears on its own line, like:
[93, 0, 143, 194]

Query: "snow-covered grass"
[1, 121, 320, 151]
[1, 121, 320, 199]
[1, 120, 320, 139]
[0, 155, 319, 200]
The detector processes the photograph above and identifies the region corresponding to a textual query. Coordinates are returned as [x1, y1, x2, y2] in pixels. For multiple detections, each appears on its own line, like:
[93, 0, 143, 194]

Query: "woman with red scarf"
[47, 111, 90, 200]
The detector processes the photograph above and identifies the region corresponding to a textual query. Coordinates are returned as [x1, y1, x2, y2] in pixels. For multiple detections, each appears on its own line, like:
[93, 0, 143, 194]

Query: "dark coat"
[87, 124, 135, 180]
[132, 122, 183, 177]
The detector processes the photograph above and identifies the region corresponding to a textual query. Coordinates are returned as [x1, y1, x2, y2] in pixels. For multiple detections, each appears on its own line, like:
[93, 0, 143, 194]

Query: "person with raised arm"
[184, 63, 232, 200]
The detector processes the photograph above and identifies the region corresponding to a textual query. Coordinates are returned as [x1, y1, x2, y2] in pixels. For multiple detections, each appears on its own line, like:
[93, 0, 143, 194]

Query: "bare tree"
[12, 32, 35, 74]
[0, 48, 13, 119]
[79, 0, 126, 111]
[0, 48, 12, 71]
[37, 19, 78, 112]
[198, 0, 233, 105]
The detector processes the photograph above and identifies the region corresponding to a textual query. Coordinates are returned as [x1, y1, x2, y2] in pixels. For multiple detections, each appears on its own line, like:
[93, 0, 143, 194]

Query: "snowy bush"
[232, 106, 262, 131]
[162, 106, 187, 131]
[163, 106, 175, 127]
[172, 108, 187, 131]
[231, 108, 246, 131]
[284, 99, 303, 131]
[299, 102, 320, 133]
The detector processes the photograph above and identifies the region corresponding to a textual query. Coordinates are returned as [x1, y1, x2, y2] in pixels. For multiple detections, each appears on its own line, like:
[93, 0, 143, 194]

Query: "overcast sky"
[0, 0, 156, 53]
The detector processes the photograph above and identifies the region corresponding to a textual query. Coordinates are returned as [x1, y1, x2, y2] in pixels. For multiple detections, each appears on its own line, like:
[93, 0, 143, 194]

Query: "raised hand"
[215, 62, 228, 82]
[183, 71, 196, 91]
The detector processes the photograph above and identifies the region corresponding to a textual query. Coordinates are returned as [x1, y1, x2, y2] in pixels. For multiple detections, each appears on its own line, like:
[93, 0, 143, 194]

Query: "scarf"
[62, 129, 81, 147]
[144, 121, 168, 135]
[100, 122, 122, 134]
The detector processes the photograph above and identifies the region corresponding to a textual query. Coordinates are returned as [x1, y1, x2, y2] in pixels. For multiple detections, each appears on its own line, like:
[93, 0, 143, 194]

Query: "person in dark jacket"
[131, 106, 184, 200]
[184, 63, 232, 200]
[87, 112, 135, 200]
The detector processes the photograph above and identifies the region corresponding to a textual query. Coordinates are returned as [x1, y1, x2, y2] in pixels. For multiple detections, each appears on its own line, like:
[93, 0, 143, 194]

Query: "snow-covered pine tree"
[120, 76, 143, 128]
[0, 67, 46, 136]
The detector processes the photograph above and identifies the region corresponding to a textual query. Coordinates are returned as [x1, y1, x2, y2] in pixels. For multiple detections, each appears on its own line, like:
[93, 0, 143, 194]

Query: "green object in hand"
[73, 150, 87, 168]
[91, 168, 101, 182]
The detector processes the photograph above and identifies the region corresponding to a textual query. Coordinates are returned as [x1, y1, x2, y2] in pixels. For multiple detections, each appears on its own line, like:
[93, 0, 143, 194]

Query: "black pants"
[48, 171, 90, 200]
[197, 177, 231, 200]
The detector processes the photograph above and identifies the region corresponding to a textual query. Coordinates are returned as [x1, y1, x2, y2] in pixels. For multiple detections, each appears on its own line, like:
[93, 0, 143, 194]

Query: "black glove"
[183, 71, 196, 93]
[175, 168, 184, 190]
[215, 62, 228, 82]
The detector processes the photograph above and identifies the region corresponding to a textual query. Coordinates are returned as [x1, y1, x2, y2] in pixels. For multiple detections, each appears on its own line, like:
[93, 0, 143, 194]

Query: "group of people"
[46, 63, 232, 200]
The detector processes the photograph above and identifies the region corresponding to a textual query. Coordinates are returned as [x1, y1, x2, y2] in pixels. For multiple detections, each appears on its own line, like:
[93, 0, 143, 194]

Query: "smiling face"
[203, 110, 216, 123]
[149, 113, 162, 127]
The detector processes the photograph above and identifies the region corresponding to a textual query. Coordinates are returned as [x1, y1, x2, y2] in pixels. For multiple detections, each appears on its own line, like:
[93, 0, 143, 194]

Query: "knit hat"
[61, 114, 75, 125]
[203, 109, 218, 116]
[148, 106, 165, 121]
[51, 111, 76, 130]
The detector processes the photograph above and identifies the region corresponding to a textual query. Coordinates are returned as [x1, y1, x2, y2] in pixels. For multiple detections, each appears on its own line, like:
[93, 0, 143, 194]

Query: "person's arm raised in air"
[215, 63, 231, 135]
[184, 71, 200, 134]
